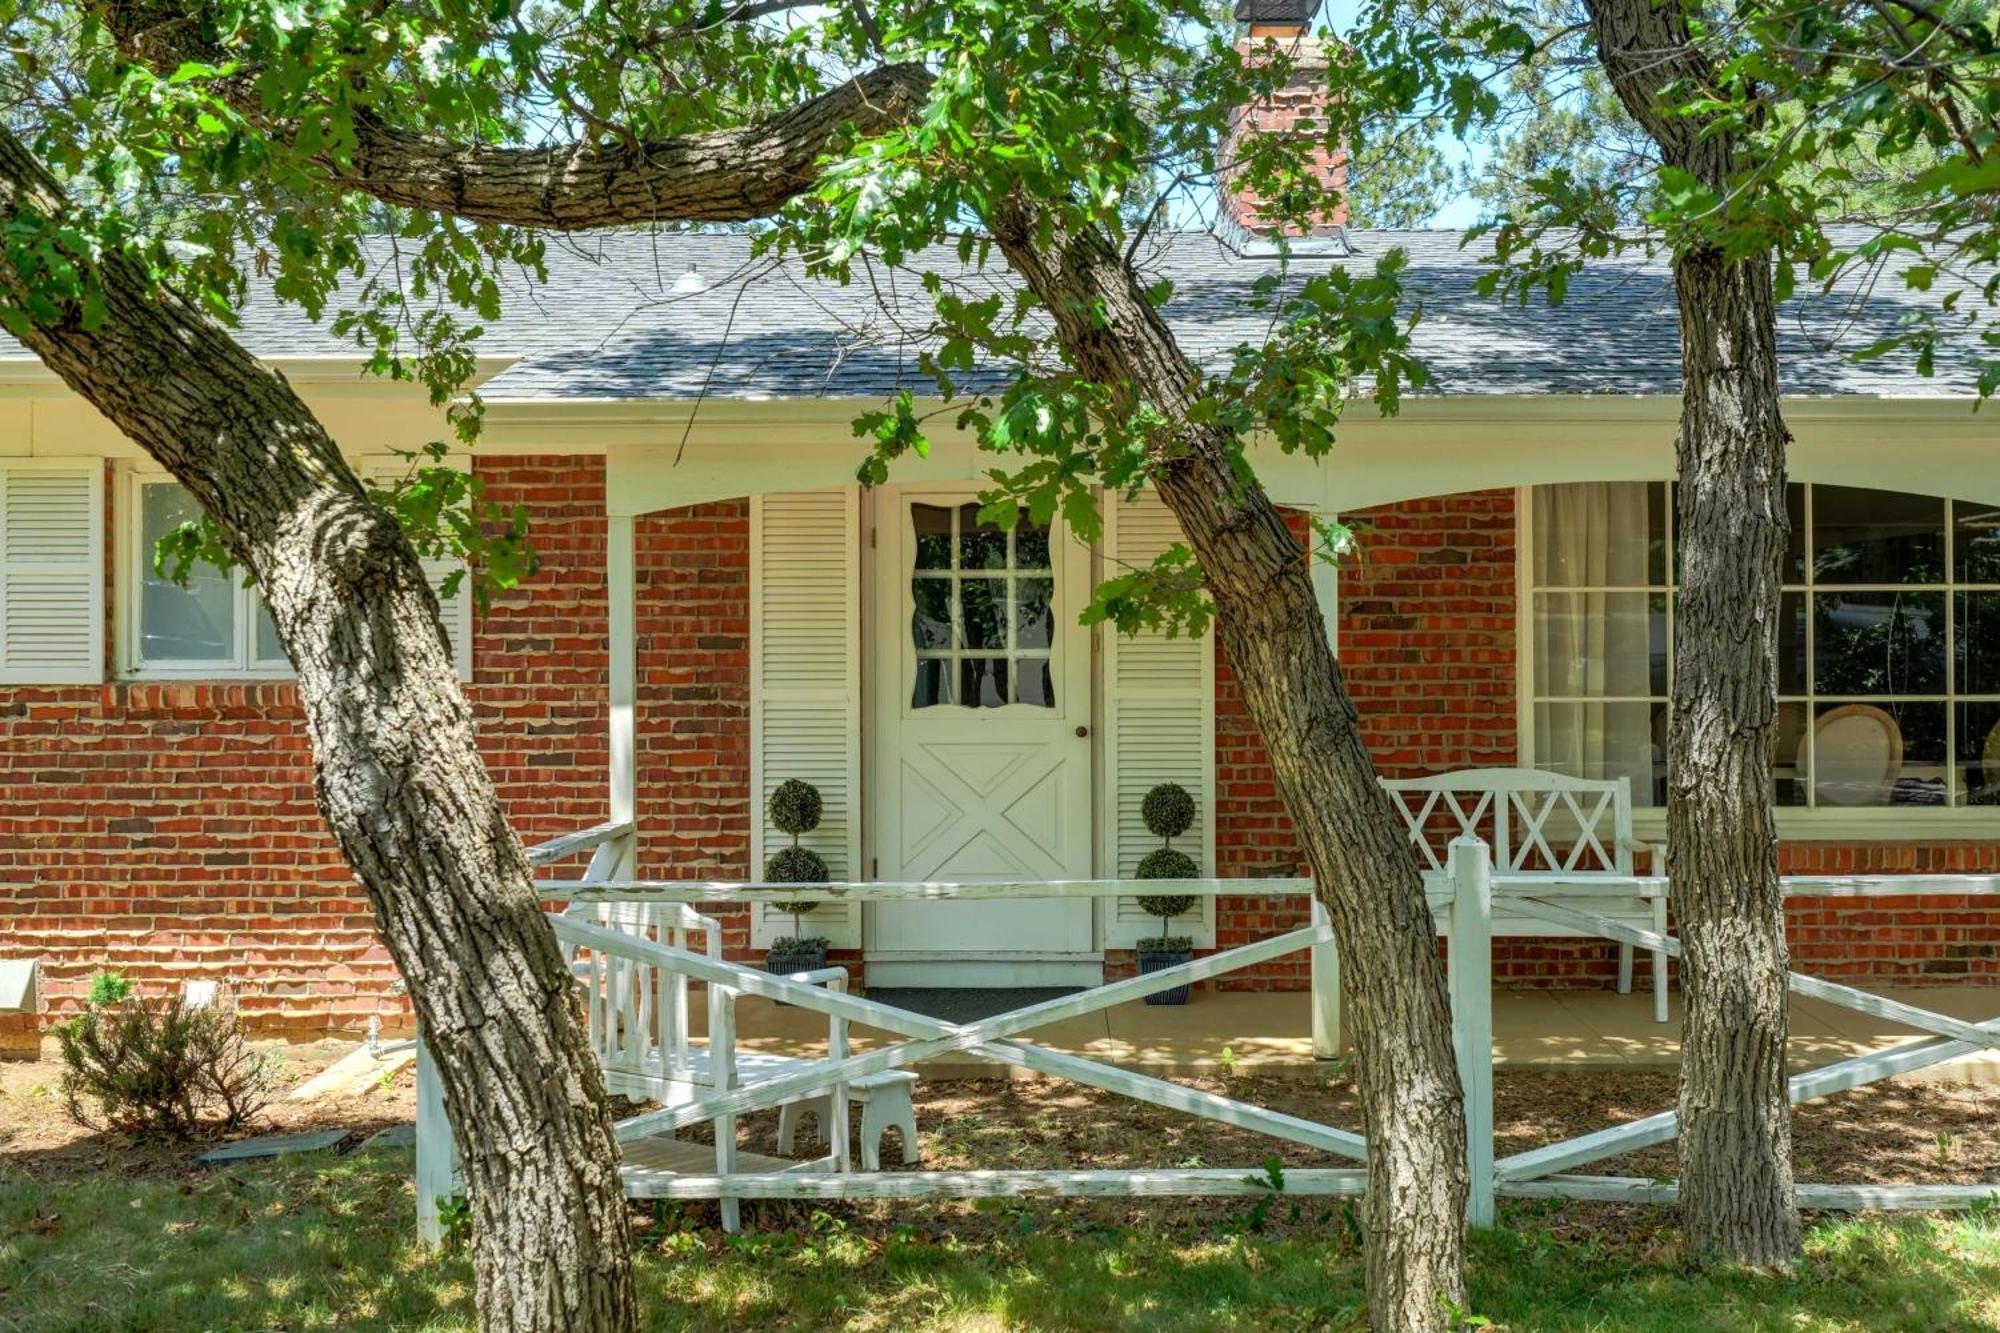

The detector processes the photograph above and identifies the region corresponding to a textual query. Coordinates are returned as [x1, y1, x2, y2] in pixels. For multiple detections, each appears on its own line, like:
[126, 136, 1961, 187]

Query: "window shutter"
[0, 463, 103, 684]
[750, 489, 861, 948]
[1102, 491, 1216, 948]
[362, 459, 472, 680]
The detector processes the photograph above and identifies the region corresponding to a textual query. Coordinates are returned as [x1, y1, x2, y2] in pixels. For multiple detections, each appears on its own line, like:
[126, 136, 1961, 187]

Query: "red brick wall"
[1, 457, 762, 1031]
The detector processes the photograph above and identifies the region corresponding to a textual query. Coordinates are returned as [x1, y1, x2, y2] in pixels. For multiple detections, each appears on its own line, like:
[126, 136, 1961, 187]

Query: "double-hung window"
[1527, 480, 2000, 810]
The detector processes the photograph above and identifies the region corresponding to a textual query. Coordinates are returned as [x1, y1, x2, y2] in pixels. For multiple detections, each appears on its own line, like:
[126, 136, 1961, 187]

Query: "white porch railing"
[411, 823, 2000, 1240]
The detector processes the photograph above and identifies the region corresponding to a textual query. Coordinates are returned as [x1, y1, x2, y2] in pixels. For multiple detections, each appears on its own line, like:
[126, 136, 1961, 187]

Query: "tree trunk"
[989, 201, 1468, 1331]
[0, 129, 638, 1329]
[1587, 0, 1802, 1266]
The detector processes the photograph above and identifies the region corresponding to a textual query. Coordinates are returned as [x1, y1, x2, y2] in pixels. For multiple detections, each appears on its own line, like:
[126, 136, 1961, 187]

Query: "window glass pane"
[1785, 483, 1806, 584]
[911, 577, 953, 650]
[139, 483, 234, 662]
[958, 505, 1007, 570]
[1014, 577, 1054, 649]
[912, 657, 952, 709]
[253, 601, 285, 665]
[1956, 498, 2000, 583]
[1811, 485, 1944, 584]
[1956, 701, 2000, 806]
[1532, 592, 1663, 697]
[960, 578, 1005, 649]
[1534, 700, 1666, 805]
[1810, 701, 1945, 806]
[1813, 591, 1945, 694]
[1015, 520, 1051, 571]
[1016, 657, 1055, 708]
[1533, 483, 1659, 587]
[1779, 591, 1807, 695]
[959, 656, 1008, 708]
[1957, 591, 2000, 695]
[913, 504, 954, 571]
[1773, 701, 1810, 806]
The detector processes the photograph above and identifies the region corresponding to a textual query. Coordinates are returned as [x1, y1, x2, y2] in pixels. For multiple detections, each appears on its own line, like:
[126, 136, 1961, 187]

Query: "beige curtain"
[1533, 483, 1658, 796]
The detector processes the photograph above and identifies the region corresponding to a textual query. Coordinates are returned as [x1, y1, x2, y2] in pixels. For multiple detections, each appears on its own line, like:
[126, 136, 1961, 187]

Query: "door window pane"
[139, 483, 233, 662]
[960, 657, 1008, 707]
[1811, 485, 1944, 584]
[908, 501, 1057, 710]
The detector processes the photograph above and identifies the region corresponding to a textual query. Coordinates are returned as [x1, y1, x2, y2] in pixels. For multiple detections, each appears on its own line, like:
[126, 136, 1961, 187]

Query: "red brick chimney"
[1220, 1, 1349, 241]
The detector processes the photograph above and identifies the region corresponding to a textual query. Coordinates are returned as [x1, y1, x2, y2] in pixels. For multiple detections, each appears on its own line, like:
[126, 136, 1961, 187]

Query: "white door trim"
[863, 484, 1100, 984]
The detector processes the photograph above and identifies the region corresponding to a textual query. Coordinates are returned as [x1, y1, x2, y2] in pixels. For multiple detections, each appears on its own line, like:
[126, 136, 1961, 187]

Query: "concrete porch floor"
[711, 985, 2000, 1084]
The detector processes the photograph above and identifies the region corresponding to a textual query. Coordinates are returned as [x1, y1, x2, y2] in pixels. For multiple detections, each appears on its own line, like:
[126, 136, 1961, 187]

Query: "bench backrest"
[1381, 768, 1635, 875]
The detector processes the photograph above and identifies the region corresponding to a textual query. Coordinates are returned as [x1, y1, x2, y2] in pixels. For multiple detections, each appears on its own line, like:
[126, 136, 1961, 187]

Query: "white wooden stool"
[776, 1070, 920, 1170]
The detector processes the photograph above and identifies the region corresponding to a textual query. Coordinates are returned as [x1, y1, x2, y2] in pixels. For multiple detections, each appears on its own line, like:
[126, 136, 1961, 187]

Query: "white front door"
[868, 490, 1096, 984]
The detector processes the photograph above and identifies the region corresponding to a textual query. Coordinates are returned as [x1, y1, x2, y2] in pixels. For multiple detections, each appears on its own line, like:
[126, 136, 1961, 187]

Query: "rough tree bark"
[0, 127, 638, 1330]
[989, 199, 1469, 1332]
[1588, 0, 1802, 1266]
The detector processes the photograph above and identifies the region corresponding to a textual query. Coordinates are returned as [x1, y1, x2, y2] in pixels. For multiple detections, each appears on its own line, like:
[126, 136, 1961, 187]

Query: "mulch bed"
[6, 1040, 1993, 1242]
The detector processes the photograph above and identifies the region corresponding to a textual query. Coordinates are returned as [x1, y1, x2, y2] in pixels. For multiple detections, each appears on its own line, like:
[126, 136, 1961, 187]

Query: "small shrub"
[56, 991, 271, 1138]
[1135, 849, 1198, 884]
[86, 970, 132, 1008]
[766, 779, 830, 947]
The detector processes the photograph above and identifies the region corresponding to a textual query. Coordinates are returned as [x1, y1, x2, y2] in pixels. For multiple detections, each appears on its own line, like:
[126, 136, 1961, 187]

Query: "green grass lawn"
[3, 1149, 1998, 1331]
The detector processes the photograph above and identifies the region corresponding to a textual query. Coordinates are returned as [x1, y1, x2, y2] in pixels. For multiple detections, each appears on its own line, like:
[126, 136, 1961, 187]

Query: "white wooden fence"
[410, 821, 2000, 1239]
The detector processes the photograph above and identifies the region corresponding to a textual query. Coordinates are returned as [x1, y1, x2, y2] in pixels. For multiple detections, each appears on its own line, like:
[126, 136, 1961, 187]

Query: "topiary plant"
[1135, 783, 1199, 964]
[765, 780, 829, 948]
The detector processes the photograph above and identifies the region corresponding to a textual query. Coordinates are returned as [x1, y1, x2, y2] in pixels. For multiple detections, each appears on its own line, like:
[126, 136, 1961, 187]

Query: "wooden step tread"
[621, 1135, 797, 1179]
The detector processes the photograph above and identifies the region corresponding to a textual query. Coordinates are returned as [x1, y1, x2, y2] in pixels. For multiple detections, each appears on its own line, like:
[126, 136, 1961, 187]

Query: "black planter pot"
[1137, 948, 1193, 1006]
[766, 942, 829, 1000]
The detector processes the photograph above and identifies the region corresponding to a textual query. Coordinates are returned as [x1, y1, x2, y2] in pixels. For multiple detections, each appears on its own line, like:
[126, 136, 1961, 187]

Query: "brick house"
[2, 219, 1997, 1034]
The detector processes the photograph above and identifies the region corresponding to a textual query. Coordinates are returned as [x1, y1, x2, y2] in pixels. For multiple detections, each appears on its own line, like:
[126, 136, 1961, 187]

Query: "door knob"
[1075, 725, 1089, 738]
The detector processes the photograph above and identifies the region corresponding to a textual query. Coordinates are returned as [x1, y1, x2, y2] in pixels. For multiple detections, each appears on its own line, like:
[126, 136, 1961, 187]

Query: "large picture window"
[1528, 481, 2000, 809]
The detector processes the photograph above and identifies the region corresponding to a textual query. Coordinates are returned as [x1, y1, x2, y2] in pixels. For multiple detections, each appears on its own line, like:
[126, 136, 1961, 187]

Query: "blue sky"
[1316, 0, 1488, 228]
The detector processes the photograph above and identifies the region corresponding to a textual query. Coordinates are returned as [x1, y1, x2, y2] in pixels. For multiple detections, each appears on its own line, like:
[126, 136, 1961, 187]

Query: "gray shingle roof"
[215, 227, 1990, 402]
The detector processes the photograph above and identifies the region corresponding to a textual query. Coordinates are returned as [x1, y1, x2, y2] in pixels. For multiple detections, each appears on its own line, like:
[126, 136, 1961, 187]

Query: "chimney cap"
[1234, 0, 1318, 25]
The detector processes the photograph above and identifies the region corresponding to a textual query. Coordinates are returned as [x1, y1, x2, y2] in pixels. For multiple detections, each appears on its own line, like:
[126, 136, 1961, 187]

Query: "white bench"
[776, 1069, 921, 1170]
[1382, 768, 1669, 1023]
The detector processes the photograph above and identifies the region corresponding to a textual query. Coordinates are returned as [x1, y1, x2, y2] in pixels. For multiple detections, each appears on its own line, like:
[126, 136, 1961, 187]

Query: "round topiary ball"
[1135, 892, 1199, 921]
[766, 845, 829, 883]
[768, 779, 824, 838]
[1140, 782, 1196, 842]
[1135, 847, 1198, 882]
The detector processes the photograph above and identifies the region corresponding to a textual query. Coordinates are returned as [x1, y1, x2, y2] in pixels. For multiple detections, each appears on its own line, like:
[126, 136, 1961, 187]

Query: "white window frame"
[119, 465, 473, 682]
[1518, 482, 2000, 839]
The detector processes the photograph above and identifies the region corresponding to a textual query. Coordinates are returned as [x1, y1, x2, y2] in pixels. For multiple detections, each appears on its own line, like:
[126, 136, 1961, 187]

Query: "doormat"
[865, 987, 1084, 1025]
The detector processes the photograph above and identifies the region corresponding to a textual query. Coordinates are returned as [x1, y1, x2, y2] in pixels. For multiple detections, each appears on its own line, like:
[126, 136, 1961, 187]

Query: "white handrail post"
[414, 1031, 457, 1244]
[829, 973, 852, 1173]
[1309, 898, 1341, 1059]
[1447, 836, 1495, 1227]
[712, 983, 741, 1233]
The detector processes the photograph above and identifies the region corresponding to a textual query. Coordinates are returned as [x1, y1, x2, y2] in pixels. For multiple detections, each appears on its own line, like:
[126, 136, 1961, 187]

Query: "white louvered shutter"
[363, 459, 473, 680]
[750, 489, 861, 947]
[0, 464, 103, 684]
[1102, 491, 1216, 947]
